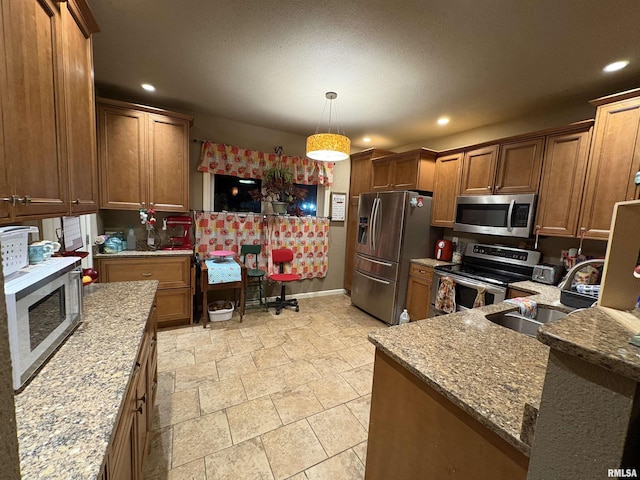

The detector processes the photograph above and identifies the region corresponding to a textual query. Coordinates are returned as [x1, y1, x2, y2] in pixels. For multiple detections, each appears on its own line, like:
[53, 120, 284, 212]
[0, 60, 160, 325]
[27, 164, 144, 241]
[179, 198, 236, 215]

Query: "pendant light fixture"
[306, 92, 351, 161]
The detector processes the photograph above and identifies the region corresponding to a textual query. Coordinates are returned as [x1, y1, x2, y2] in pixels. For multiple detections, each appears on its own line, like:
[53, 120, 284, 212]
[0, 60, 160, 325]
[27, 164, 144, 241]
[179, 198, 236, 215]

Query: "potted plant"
[250, 165, 307, 214]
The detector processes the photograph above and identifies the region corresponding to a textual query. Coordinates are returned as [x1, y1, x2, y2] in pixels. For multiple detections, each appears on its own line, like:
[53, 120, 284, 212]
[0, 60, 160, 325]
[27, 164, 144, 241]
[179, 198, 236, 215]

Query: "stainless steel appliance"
[352, 191, 440, 324]
[4, 256, 83, 391]
[453, 194, 537, 237]
[532, 263, 565, 285]
[430, 243, 541, 316]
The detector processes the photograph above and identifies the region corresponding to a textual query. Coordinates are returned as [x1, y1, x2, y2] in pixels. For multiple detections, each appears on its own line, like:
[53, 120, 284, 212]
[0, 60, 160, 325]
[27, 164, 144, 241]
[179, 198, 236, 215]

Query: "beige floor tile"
[282, 340, 321, 361]
[258, 331, 289, 348]
[209, 327, 244, 341]
[252, 346, 292, 371]
[285, 474, 308, 480]
[352, 441, 367, 466]
[163, 458, 206, 480]
[226, 396, 283, 444]
[271, 385, 324, 425]
[307, 405, 367, 457]
[239, 323, 272, 338]
[334, 333, 368, 348]
[281, 360, 322, 389]
[175, 331, 212, 350]
[228, 335, 264, 355]
[241, 366, 288, 400]
[153, 388, 200, 429]
[157, 334, 177, 354]
[204, 437, 274, 480]
[174, 360, 218, 392]
[285, 328, 322, 343]
[308, 334, 346, 354]
[290, 316, 314, 328]
[216, 352, 258, 379]
[309, 321, 341, 337]
[307, 353, 352, 378]
[340, 367, 373, 396]
[307, 374, 359, 409]
[199, 377, 247, 415]
[143, 426, 172, 478]
[158, 349, 195, 372]
[172, 411, 232, 468]
[266, 317, 296, 332]
[194, 339, 231, 364]
[261, 420, 327, 480]
[337, 344, 375, 369]
[156, 370, 175, 400]
[304, 449, 365, 480]
[345, 395, 371, 431]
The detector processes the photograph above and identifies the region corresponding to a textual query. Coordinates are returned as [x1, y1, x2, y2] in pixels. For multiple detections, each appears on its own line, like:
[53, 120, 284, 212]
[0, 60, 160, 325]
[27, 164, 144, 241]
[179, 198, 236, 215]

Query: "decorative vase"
[271, 201, 288, 215]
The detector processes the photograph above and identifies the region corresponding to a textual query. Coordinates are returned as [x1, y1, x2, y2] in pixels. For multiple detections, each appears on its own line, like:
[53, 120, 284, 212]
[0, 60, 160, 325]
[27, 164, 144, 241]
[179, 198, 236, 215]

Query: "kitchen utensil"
[159, 215, 193, 250]
[435, 240, 453, 261]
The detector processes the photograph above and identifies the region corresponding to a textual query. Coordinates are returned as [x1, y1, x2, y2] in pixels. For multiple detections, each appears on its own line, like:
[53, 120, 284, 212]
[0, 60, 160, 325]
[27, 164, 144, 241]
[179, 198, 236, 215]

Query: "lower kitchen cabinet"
[406, 263, 433, 320]
[97, 255, 192, 327]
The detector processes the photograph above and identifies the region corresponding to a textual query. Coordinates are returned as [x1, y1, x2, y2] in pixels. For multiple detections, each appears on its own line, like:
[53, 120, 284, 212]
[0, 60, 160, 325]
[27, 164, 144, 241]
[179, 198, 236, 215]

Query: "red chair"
[268, 248, 300, 314]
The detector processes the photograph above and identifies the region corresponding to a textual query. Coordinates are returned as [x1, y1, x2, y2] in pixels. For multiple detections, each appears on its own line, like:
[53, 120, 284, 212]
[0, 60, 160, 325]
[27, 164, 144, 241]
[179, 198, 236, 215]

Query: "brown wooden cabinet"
[97, 98, 193, 212]
[578, 91, 640, 240]
[460, 139, 543, 195]
[535, 127, 592, 237]
[97, 255, 193, 327]
[371, 148, 437, 192]
[406, 263, 434, 320]
[431, 153, 463, 227]
[344, 149, 395, 292]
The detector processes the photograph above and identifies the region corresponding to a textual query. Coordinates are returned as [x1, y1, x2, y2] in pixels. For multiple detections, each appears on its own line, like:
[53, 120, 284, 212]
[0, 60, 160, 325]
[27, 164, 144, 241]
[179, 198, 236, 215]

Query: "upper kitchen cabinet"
[578, 90, 640, 240]
[61, 0, 100, 215]
[97, 98, 194, 212]
[371, 148, 437, 192]
[0, 0, 99, 223]
[431, 152, 463, 227]
[534, 124, 593, 237]
[345, 148, 395, 292]
[460, 139, 544, 195]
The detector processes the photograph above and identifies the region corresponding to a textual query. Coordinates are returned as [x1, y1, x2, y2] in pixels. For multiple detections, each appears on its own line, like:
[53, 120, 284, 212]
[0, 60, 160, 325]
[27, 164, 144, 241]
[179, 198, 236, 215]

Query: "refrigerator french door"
[351, 191, 440, 324]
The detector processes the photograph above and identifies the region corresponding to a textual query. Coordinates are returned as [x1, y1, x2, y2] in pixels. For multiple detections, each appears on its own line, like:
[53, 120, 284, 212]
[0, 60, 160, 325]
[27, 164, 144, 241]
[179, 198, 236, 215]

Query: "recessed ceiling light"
[363, 137, 371, 143]
[603, 60, 629, 73]
[437, 117, 450, 125]
[141, 83, 156, 91]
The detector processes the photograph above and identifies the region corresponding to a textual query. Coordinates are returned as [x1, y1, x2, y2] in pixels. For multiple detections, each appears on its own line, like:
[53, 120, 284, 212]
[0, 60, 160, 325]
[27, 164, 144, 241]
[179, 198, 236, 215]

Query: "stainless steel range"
[430, 242, 540, 316]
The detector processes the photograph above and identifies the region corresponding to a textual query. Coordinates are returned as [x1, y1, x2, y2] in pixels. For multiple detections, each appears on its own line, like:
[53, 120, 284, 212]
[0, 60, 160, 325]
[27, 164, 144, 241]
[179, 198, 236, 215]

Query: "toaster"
[532, 263, 565, 285]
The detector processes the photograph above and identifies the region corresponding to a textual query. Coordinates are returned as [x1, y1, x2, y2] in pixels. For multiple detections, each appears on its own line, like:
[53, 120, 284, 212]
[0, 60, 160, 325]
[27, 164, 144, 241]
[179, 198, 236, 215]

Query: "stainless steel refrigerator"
[351, 191, 440, 325]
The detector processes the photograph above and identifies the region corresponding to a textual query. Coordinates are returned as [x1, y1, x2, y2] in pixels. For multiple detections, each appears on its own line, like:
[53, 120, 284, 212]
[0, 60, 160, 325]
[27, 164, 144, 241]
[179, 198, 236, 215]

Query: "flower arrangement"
[250, 165, 307, 209]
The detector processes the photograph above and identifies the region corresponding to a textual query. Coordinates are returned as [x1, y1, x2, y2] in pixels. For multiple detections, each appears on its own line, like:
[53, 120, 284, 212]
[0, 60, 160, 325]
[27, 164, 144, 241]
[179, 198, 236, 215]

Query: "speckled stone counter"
[410, 258, 452, 268]
[14, 281, 158, 480]
[94, 249, 192, 258]
[368, 280, 568, 456]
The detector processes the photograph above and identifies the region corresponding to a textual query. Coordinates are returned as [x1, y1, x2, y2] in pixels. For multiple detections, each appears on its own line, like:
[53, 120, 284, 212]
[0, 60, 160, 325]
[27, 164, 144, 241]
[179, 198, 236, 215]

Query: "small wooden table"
[200, 257, 247, 328]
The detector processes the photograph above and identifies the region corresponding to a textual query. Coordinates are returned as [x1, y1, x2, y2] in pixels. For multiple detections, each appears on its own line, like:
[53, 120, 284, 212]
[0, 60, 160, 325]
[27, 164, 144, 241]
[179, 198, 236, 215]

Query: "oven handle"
[433, 271, 506, 295]
[71, 268, 84, 317]
[507, 199, 515, 232]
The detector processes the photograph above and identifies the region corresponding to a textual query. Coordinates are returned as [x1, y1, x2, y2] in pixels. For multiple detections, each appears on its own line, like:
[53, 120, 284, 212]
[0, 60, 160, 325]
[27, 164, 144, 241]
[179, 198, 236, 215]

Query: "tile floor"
[144, 294, 386, 480]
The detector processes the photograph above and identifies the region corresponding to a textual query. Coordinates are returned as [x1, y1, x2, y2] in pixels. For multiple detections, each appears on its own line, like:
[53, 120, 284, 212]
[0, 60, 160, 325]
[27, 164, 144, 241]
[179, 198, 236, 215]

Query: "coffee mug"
[28, 245, 45, 264]
[31, 241, 61, 260]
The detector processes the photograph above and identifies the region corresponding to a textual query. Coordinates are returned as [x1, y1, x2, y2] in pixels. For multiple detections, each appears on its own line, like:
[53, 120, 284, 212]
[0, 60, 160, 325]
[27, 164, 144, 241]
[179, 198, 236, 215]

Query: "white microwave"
[453, 194, 537, 238]
[4, 257, 83, 391]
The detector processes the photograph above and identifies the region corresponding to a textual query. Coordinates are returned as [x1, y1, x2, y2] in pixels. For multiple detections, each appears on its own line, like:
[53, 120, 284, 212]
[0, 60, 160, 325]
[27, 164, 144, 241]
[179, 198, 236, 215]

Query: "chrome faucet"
[557, 259, 606, 290]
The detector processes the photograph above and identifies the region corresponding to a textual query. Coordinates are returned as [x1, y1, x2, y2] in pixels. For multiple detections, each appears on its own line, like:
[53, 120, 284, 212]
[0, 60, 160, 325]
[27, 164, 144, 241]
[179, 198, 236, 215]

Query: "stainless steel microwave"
[453, 194, 537, 238]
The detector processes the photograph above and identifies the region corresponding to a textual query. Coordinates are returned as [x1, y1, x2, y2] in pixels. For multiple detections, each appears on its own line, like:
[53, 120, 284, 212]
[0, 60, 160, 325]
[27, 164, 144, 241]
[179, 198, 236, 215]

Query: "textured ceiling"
[89, 0, 640, 150]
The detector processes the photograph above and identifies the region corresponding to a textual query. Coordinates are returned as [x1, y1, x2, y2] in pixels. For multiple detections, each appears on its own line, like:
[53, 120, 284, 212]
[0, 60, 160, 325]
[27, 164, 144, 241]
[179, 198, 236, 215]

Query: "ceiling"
[88, 0, 640, 150]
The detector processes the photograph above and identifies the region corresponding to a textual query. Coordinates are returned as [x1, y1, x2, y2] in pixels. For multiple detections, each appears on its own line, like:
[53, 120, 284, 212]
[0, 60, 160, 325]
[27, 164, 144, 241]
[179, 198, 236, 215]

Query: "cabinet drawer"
[409, 264, 434, 283]
[99, 257, 190, 289]
[156, 288, 192, 326]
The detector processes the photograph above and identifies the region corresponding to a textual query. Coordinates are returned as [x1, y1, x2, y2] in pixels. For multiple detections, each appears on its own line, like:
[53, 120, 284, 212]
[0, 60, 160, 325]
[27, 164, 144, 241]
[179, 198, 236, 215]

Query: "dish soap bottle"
[399, 309, 410, 325]
[127, 227, 136, 251]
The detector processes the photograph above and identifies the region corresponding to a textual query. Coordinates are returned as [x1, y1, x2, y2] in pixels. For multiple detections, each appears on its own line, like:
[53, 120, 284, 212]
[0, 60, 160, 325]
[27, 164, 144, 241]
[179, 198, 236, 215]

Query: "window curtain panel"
[197, 141, 334, 186]
[265, 216, 329, 279]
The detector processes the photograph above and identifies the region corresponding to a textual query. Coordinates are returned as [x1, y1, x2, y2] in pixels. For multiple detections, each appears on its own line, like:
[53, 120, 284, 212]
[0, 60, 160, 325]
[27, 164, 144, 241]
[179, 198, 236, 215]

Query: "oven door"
[430, 271, 506, 316]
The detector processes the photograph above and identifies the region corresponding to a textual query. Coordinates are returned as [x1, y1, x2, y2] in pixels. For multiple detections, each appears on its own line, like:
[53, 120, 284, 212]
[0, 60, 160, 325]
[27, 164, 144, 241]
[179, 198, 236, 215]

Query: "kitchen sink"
[486, 307, 567, 337]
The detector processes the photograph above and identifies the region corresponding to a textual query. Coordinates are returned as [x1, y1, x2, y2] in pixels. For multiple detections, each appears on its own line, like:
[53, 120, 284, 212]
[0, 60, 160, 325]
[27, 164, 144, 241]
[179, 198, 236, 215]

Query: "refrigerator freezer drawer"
[354, 253, 399, 282]
[352, 268, 398, 325]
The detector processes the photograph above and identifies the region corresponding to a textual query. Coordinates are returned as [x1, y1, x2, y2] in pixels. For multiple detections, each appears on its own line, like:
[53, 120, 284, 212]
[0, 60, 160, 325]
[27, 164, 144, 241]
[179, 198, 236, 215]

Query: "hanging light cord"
[313, 92, 345, 136]
[313, 98, 329, 134]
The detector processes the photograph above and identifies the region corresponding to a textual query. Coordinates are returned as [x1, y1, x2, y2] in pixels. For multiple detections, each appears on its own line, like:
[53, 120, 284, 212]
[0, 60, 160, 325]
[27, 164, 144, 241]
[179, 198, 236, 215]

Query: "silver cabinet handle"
[356, 270, 390, 285]
[487, 186, 491, 190]
[141, 272, 153, 277]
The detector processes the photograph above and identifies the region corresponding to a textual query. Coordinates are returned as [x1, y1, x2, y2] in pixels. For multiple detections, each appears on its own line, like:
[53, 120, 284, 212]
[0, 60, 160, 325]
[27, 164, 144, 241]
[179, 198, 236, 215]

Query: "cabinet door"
[406, 274, 431, 321]
[98, 104, 147, 210]
[460, 145, 498, 195]
[98, 257, 191, 289]
[535, 130, 591, 237]
[579, 97, 640, 239]
[495, 138, 544, 194]
[156, 288, 192, 326]
[0, 1, 10, 222]
[392, 157, 419, 190]
[371, 159, 393, 192]
[110, 396, 136, 480]
[148, 113, 190, 211]
[350, 152, 374, 200]
[344, 198, 359, 292]
[61, 1, 99, 214]
[3, 0, 69, 219]
[431, 153, 462, 227]
[133, 352, 149, 476]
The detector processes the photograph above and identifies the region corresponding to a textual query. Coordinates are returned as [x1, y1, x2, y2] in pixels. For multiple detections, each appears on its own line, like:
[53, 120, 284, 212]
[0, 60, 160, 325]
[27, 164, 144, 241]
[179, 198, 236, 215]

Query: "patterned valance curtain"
[197, 141, 334, 186]
[194, 212, 329, 279]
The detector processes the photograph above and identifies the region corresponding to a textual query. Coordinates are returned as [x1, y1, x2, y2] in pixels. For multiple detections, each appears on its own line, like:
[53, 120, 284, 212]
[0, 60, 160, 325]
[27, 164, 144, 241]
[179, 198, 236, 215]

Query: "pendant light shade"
[306, 92, 351, 161]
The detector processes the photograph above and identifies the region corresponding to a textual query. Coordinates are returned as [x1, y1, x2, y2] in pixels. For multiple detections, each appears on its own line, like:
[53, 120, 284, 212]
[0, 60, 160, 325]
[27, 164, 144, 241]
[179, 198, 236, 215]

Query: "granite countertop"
[15, 281, 158, 480]
[94, 249, 192, 258]
[368, 278, 568, 456]
[410, 258, 452, 268]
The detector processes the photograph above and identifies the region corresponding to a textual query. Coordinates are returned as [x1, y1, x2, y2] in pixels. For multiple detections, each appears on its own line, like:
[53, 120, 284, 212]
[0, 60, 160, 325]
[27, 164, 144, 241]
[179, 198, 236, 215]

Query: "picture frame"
[330, 192, 346, 222]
